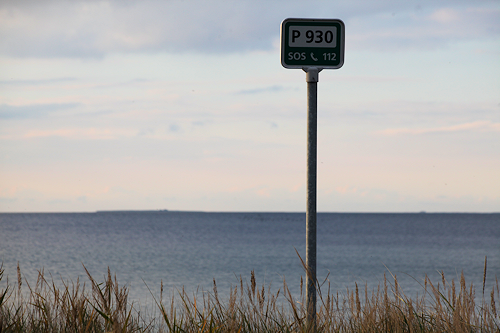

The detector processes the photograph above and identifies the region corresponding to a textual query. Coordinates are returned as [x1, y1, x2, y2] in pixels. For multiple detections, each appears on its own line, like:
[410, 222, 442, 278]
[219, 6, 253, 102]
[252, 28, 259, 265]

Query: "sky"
[0, 0, 499, 213]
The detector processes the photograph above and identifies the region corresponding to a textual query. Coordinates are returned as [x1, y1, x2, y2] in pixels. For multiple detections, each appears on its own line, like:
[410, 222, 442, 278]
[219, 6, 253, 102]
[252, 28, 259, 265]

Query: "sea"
[0, 211, 499, 309]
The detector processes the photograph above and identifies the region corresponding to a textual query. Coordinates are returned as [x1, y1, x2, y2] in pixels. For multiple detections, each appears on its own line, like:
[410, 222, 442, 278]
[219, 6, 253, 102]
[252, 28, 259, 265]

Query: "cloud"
[0, 77, 77, 86]
[376, 120, 500, 135]
[235, 85, 286, 95]
[333, 101, 499, 122]
[348, 6, 500, 51]
[0, 197, 17, 203]
[0, 0, 281, 57]
[12, 127, 138, 140]
[0, 0, 498, 58]
[429, 8, 461, 23]
[169, 124, 181, 132]
[0, 103, 80, 119]
[256, 187, 271, 197]
[335, 186, 358, 195]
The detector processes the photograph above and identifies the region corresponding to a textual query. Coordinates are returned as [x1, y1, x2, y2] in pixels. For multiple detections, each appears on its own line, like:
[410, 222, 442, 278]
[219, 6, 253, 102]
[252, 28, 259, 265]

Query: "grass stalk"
[1, 263, 499, 332]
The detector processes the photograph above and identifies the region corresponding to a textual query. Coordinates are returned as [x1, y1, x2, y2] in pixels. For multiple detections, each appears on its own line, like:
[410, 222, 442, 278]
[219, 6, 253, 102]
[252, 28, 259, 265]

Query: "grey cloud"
[169, 124, 180, 132]
[235, 85, 286, 95]
[347, 6, 500, 51]
[0, 0, 497, 58]
[47, 199, 71, 205]
[0, 197, 17, 203]
[0, 103, 81, 119]
[137, 128, 155, 136]
[0, 77, 78, 86]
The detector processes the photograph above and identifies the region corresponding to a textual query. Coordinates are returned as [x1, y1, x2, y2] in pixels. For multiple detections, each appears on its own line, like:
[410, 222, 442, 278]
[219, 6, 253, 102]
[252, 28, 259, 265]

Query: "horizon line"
[1, 210, 498, 214]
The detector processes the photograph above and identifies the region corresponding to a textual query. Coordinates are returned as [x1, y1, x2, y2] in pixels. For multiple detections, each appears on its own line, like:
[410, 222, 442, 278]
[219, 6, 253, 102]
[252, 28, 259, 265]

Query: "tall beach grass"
[0, 261, 498, 332]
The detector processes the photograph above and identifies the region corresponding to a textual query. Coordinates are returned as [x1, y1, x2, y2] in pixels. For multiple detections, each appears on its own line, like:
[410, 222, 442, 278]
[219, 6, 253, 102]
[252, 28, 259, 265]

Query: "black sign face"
[281, 18, 345, 69]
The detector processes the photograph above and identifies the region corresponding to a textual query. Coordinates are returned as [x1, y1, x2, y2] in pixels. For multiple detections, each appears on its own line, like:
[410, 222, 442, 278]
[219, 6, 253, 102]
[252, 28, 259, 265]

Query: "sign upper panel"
[281, 18, 345, 69]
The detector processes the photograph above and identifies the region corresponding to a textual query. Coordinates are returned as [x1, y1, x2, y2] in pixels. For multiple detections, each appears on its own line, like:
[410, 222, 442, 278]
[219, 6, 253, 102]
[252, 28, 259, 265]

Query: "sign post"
[281, 18, 345, 330]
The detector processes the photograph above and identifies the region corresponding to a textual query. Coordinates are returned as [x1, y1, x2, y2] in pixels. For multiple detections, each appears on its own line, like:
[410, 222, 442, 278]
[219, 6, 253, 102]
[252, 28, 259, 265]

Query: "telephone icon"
[310, 53, 318, 61]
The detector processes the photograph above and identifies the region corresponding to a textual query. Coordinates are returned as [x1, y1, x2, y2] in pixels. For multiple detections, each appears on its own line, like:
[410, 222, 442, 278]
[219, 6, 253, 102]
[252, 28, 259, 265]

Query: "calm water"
[1, 211, 499, 307]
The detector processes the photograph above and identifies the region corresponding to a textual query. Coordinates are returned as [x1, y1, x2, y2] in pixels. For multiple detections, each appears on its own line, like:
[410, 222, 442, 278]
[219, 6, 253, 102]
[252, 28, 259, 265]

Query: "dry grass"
[1, 262, 498, 332]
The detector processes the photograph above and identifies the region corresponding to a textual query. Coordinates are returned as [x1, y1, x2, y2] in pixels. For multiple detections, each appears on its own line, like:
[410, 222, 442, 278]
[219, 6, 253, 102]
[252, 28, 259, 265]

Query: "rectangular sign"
[281, 18, 345, 69]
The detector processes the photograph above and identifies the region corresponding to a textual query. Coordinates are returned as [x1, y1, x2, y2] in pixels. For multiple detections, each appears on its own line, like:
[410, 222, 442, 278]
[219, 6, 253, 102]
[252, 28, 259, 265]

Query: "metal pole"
[304, 67, 320, 331]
